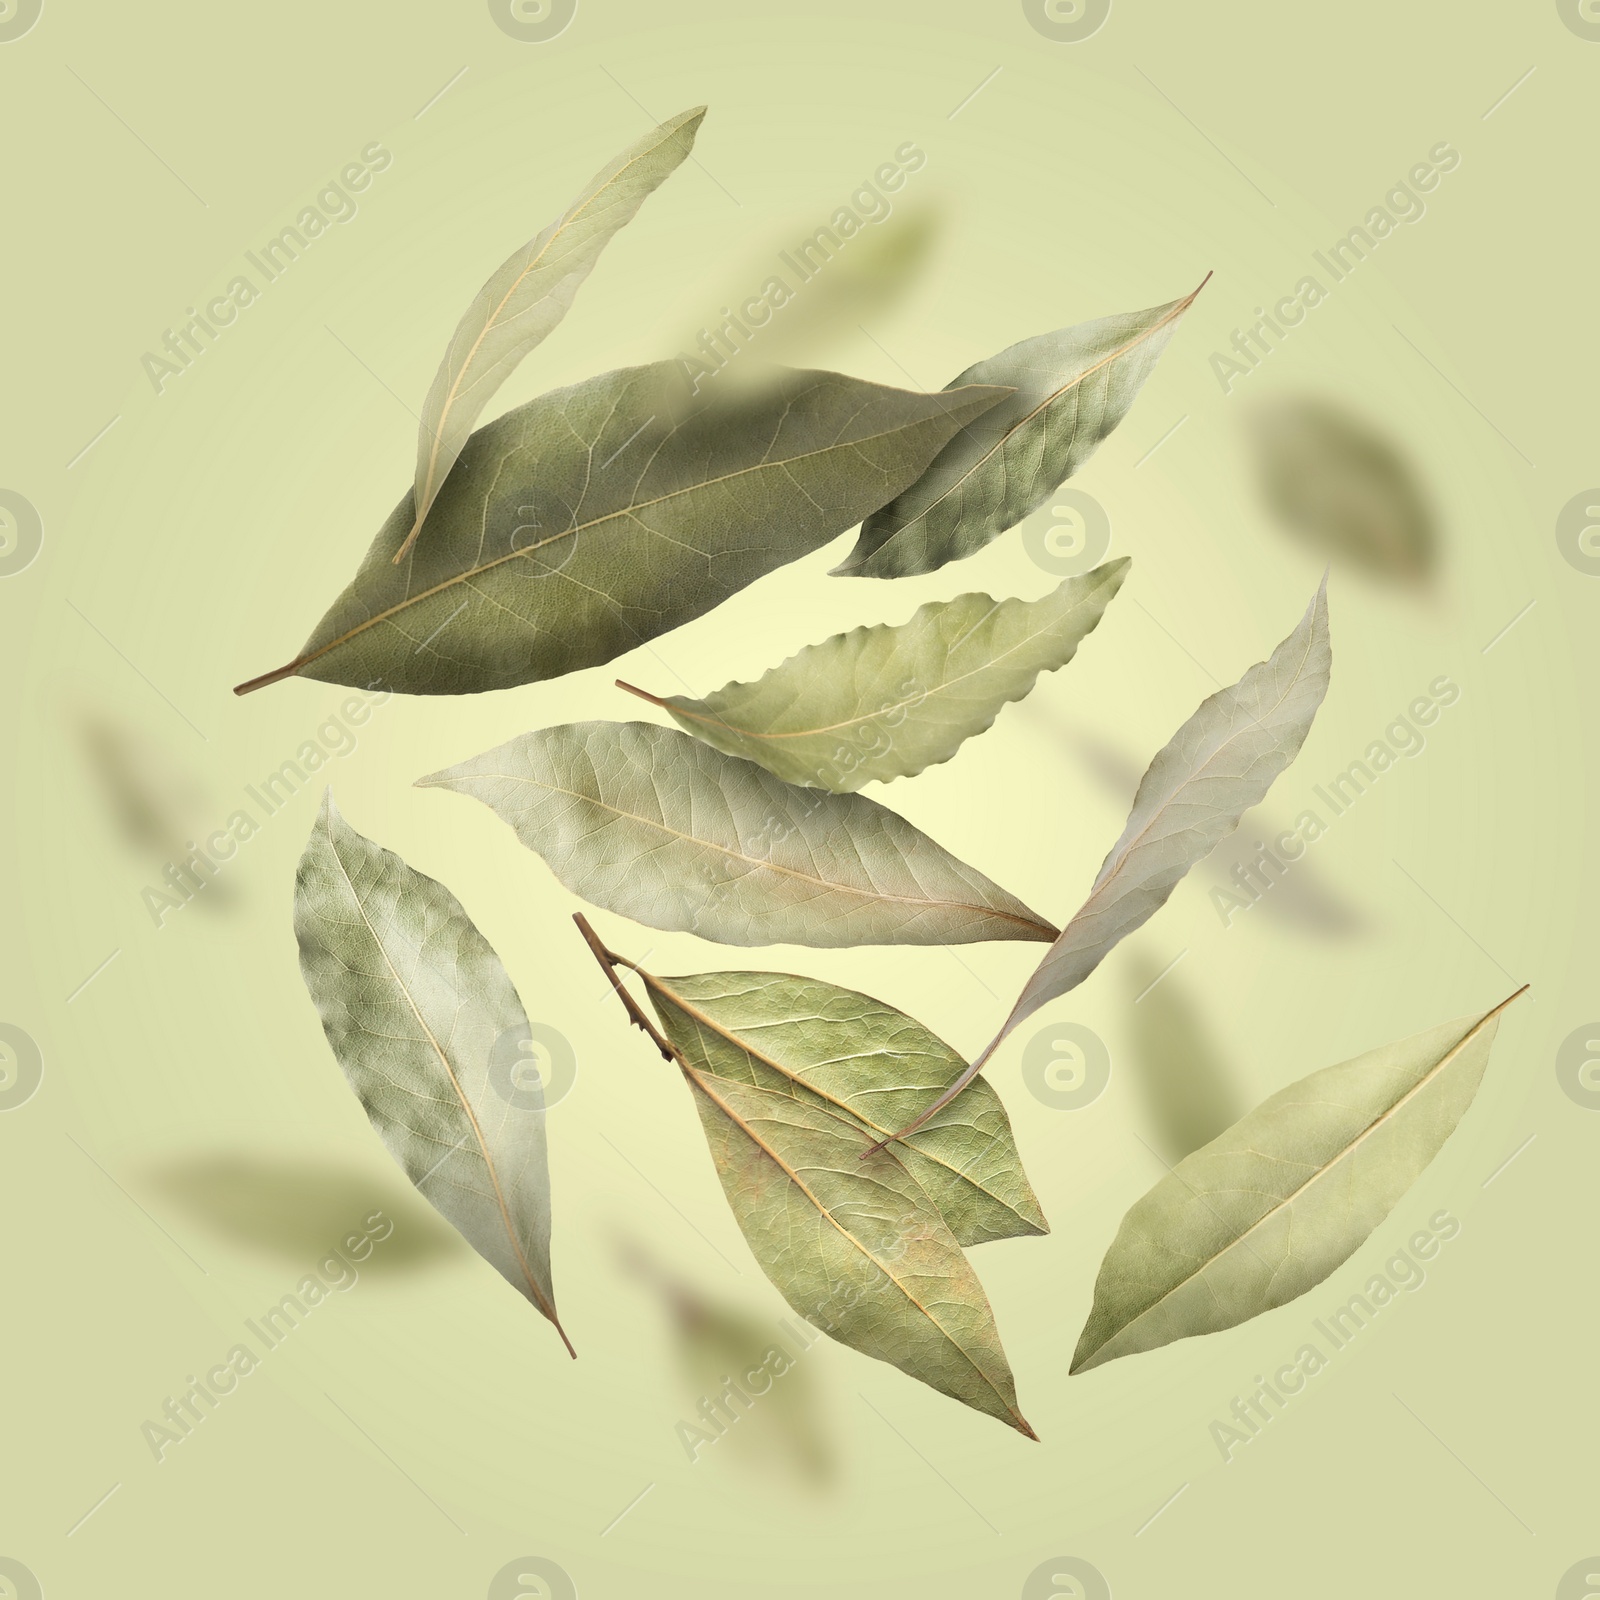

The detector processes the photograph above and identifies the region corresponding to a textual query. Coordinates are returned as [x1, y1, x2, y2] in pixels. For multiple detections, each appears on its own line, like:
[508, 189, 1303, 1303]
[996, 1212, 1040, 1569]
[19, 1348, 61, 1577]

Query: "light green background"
[3, 2, 1595, 1595]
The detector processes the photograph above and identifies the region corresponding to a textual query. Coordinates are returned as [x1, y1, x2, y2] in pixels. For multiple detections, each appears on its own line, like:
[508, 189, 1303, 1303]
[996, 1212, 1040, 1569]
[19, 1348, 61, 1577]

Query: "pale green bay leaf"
[399, 107, 706, 560]
[622, 560, 1128, 791]
[641, 968, 1047, 1245]
[294, 791, 571, 1354]
[417, 721, 1057, 949]
[835, 283, 1205, 578]
[676, 1065, 1035, 1435]
[1072, 993, 1525, 1372]
[873, 578, 1331, 1149]
[237, 364, 1009, 696]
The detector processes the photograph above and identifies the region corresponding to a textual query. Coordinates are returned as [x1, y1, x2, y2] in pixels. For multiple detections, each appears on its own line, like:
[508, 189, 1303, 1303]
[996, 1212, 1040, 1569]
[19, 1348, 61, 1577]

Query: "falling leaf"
[834, 279, 1207, 578]
[418, 721, 1057, 948]
[294, 792, 571, 1355]
[1072, 989, 1527, 1372]
[1246, 394, 1436, 586]
[867, 577, 1331, 1151]
[578, 922, 1035, 1436]
[638, 968, 1046, 1245]
[397, 107, 706, 562]
[235, 365, 1009, 697]
[619, 560, 1128, 791]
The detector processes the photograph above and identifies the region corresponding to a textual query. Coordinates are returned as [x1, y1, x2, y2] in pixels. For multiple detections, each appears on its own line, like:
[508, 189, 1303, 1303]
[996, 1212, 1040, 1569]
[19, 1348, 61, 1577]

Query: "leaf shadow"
[1121, 950, 1243, 1164]
[143, 1151, 464, 1275]
[615, 1233, 838, 1492]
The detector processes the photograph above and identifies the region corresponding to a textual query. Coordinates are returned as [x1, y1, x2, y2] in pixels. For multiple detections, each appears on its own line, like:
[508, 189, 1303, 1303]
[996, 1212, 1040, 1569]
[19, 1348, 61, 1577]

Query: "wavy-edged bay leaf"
[418, 721, 1057, 948]
[294, 791, 572, 1355]
[236, 365, 1009, 696]
[620, 560, 1128, 791]
[679, 1065, 1033, 1435]
[398, 107, 706, 561]
[871, 578, 1331, 1150]
[1072, 990, 1526, 1372]
[834, 281, 1206, 578]
[639, 968, 1047, 1245]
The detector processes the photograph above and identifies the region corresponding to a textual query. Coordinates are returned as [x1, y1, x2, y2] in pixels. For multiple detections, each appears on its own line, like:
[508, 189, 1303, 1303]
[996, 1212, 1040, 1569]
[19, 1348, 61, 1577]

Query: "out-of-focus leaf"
[1121, 950, 1241, 1163]
[1246, 395, 1436, 585]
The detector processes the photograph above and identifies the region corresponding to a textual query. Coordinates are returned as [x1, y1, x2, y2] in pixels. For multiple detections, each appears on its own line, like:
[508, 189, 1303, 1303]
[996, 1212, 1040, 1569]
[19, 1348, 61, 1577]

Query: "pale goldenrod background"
[2, 2, 1595, 1595]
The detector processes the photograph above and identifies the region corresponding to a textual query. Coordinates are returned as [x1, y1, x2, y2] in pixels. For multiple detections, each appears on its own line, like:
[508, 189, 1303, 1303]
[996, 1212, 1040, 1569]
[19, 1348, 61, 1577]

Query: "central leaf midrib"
[676, 581, 1109, 745]
[683, 1065, 1022, 1426]
[424, 769, 1055, 936]
[646, 976, 1034, 1232]
[298, 386, 1000, 674]
[1083, 1004, 1508, 1365]
[326, 817, 560, 1331]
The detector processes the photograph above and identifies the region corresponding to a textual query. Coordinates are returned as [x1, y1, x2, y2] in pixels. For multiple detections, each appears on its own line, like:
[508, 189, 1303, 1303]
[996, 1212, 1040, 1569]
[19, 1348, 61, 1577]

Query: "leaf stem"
[572, 913, 676, 1062]
[233, 658, 304, 696]
[614, 679, 668, 709]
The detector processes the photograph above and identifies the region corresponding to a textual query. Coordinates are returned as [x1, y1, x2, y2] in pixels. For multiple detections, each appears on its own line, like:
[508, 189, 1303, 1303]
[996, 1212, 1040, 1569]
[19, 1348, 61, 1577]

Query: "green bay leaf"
[835, 281, 1206, 578]
[640, 968, 1047, 1245]
[1072, 990, 1526, 1372]
[418, 721, 1057, 948]
[676, 1064, 1035, 1435]
[236, 364, 1009, 696]
[620, 559, 1128, 791]
[294, 792, 571, 1354]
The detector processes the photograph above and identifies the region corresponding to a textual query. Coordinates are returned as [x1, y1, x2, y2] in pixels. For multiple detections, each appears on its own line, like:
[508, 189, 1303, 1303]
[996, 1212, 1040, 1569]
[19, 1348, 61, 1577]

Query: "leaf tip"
[391, 518, 423, 566]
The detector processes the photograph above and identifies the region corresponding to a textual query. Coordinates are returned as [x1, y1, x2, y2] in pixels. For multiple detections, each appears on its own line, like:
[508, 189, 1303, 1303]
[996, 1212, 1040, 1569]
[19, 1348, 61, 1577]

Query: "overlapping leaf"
[620, 560, 1128, 791]
[397, 107, 706, 561]
[834, 281, 1206, 578]
[673, 1056, 1035, 1435]
[870, 578, 1331, 1150]
[235, 364, 1009, 696]
[1072, 991, 1526, 1371]
[293, 792, 571, 1354]
[418, 721, 1057, 948]
[640, 968, 1047, 1244]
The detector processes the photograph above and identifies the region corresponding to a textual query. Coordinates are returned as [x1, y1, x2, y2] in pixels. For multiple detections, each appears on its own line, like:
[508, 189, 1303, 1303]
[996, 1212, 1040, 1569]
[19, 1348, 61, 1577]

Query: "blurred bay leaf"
[620, 559, 1127, 791]
[835, 280, 1206, 578]
[1246, 394, 1436, 585]
[398, 107, 706, 561]
[617, 1238, 837, 1489]
[1121, 950, 1241, 1163]
[295, 792, 572, 1355]
[868, 578, 1331, 1151]
[418, 721, 1057, 948]
[236, 365, 1008, 696]
[1073, 989, 1526, 1371]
